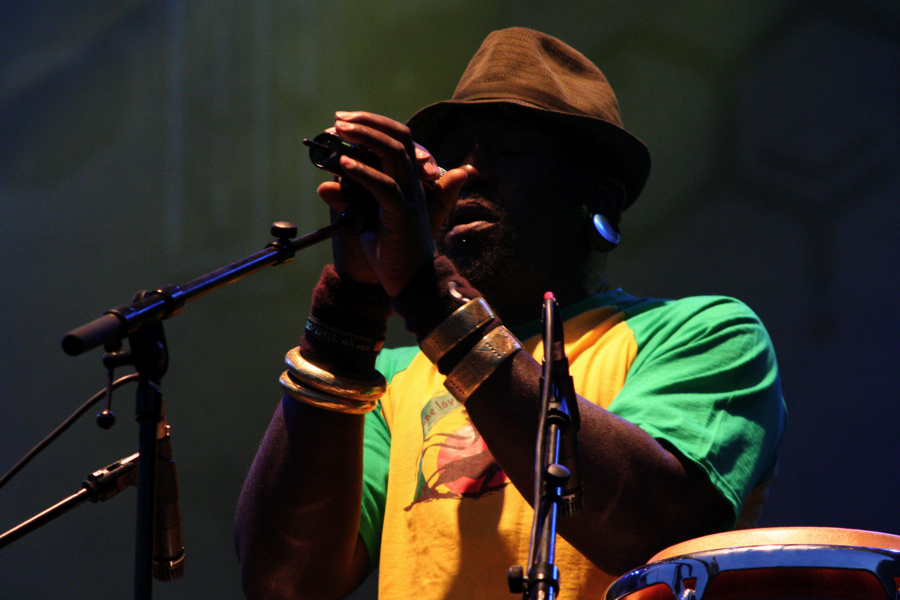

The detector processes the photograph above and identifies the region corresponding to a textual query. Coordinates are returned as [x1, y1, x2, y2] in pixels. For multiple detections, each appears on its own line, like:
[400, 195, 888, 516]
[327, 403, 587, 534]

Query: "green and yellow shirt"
[359, 289, 786, 599]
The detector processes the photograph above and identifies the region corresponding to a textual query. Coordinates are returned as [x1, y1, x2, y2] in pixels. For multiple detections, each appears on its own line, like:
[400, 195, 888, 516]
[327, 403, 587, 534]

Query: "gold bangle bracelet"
[280, 371, 377, 414]
[285, 347, 386, 401]
[419, 297, 495, 364]
[443, 326, 522, 403]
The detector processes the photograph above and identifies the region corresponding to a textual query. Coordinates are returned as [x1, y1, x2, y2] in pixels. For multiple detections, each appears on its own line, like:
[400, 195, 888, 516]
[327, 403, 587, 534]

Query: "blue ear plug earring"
[589, 213, 620, 251]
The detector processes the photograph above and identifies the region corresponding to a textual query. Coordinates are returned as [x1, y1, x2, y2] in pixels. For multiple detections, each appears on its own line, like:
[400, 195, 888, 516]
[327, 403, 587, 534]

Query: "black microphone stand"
[0, 452, 139, 550]
[509, 294, 579, 600]
[60, 216, 361, 599]
[129, 309, 168, 599]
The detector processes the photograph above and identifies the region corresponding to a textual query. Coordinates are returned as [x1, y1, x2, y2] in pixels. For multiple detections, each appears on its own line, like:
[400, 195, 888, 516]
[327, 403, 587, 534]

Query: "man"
[234, 27, 786, 600]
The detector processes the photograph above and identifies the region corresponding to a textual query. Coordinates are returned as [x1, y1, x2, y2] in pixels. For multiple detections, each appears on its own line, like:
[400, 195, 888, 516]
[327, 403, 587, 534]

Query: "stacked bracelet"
[285, 347, 385, 400]
[280, 347, 386, 414]
[279, 371, 378, 414]
[443, 326, 522, 403]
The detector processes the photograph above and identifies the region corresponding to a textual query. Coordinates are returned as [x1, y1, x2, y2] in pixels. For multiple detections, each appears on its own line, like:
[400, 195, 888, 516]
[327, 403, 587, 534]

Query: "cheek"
[506, 192, 584, 230]
[491, 157, 591, 234]
[505, 208, 587, 262]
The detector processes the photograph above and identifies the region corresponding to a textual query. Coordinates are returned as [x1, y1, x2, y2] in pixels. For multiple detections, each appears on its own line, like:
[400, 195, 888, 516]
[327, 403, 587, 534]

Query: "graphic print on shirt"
[405, 392, 509, 511]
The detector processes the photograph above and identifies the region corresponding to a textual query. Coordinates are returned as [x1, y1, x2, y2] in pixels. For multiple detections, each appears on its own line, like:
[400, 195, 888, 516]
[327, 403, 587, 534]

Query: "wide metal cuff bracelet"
[285, 347, 386, 401]
[443, 326, 522, 403]
[280, 371, 377, 414]
[419, 297, 495, 364]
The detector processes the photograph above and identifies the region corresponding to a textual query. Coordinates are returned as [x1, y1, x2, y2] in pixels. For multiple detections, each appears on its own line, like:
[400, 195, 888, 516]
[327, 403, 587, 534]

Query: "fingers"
[317, 180, 351, 214]
[427, 167, 467, 234]
[333, 112, 416, 185]
[415, 144, 445, 185]
[320, 111, 466, 236]
[328, 111, 452, 194]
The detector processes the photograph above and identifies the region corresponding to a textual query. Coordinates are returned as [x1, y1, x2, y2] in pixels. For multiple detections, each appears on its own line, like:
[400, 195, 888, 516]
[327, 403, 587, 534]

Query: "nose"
[458, 143, 492, 182]
[459, 162, 488, 182]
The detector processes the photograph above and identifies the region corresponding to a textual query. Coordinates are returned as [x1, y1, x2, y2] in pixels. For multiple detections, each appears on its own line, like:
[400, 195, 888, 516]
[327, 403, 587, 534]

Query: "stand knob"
[97, 409, 117, 429]
[271, 221, 297, 238]
[508, 565, 525, 593]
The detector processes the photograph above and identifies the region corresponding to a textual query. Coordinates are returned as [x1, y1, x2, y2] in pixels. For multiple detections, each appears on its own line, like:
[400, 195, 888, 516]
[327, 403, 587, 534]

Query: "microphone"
[545, 293, 583, 516]
[153, 423, 185, 582]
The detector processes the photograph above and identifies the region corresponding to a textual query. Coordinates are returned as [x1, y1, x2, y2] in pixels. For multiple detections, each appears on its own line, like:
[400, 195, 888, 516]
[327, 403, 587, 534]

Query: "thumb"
[427, 167, 467, 234]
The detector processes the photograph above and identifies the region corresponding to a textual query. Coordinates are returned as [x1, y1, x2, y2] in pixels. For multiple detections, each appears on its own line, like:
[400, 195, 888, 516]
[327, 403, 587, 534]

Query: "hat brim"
[407, 99, 651, 210]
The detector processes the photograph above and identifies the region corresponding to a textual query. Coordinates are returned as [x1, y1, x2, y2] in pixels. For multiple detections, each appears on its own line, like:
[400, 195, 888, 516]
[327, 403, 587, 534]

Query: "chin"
[441, 247, 512, 295]
[436, 220, 525, 293]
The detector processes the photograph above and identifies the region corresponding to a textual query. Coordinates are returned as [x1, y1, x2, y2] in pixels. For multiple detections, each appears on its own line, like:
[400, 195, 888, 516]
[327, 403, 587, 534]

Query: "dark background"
[1, 2, 898, 598]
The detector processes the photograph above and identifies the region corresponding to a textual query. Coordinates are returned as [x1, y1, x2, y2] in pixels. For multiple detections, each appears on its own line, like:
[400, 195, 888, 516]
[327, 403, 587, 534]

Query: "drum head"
[605, 527, 900, 600]
[649, 527, 900, 563]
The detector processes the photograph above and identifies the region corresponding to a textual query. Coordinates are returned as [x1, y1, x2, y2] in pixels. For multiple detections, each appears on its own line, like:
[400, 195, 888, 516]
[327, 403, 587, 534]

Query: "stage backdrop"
[1, 1, 898, 598]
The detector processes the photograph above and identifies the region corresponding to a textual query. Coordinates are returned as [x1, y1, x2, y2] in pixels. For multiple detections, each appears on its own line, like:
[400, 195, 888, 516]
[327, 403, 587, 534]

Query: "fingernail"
[335, 111, 351, 120]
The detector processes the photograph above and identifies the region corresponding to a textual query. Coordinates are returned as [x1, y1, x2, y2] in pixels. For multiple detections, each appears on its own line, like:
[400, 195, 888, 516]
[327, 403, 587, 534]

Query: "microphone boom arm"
[62, 214, 363, 357]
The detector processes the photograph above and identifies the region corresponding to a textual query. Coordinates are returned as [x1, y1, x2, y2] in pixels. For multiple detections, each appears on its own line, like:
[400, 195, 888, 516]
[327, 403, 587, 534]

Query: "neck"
[480, 273, 609, 328]
[447, 249, 609, 327]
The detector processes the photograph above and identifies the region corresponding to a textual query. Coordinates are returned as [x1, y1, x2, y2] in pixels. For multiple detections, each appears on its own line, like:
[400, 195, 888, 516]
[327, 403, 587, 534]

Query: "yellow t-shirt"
[360, 290, 785, 599]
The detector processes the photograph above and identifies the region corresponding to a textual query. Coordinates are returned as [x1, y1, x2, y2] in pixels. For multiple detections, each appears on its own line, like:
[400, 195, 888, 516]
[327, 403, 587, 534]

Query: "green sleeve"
[358, 345, 420, 570]
[608, 296, 786, 522]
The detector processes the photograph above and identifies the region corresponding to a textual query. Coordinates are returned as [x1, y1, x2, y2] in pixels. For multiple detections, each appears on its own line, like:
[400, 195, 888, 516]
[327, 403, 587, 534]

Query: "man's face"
[427, 108, 595, 309]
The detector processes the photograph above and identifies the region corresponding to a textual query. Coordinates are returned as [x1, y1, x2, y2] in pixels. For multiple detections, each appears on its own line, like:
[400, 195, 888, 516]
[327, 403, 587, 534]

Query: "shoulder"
[604, 293, 779, 383]
[564, 290, 767, 340]
[619, 293, 769, 343]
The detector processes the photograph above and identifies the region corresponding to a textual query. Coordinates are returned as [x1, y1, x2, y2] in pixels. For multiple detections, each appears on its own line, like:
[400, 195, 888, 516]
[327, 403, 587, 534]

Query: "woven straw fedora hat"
[407, 27, 651, 209]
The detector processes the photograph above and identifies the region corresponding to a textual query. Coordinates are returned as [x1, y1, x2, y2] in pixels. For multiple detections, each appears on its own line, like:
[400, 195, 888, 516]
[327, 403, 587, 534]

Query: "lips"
[444, 200, 500, 236]
[448, 220, 494, 237]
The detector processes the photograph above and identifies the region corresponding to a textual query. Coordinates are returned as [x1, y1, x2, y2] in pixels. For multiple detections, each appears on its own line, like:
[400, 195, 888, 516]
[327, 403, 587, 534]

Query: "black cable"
[0, 373, 140, 491]
[526, 297, 556, 570]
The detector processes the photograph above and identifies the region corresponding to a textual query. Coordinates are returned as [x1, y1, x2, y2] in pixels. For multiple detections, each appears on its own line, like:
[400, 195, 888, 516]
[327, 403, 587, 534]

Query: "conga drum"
[605, 527, 900, 600]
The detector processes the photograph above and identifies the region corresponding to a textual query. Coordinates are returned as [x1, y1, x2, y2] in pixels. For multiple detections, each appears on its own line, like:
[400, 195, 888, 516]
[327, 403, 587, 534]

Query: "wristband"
[304, 316, 385, 353]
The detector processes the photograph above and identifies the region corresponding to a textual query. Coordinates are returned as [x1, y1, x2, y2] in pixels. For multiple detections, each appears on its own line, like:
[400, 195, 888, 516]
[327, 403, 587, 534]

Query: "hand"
[316, 111, 466, 297]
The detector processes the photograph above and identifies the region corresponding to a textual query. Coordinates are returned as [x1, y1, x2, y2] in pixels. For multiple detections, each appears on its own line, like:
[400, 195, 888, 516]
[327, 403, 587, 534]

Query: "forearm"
[234, 398, 368, 600]
[464, 356, 732, 574]
[235, 264, 391, 599]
